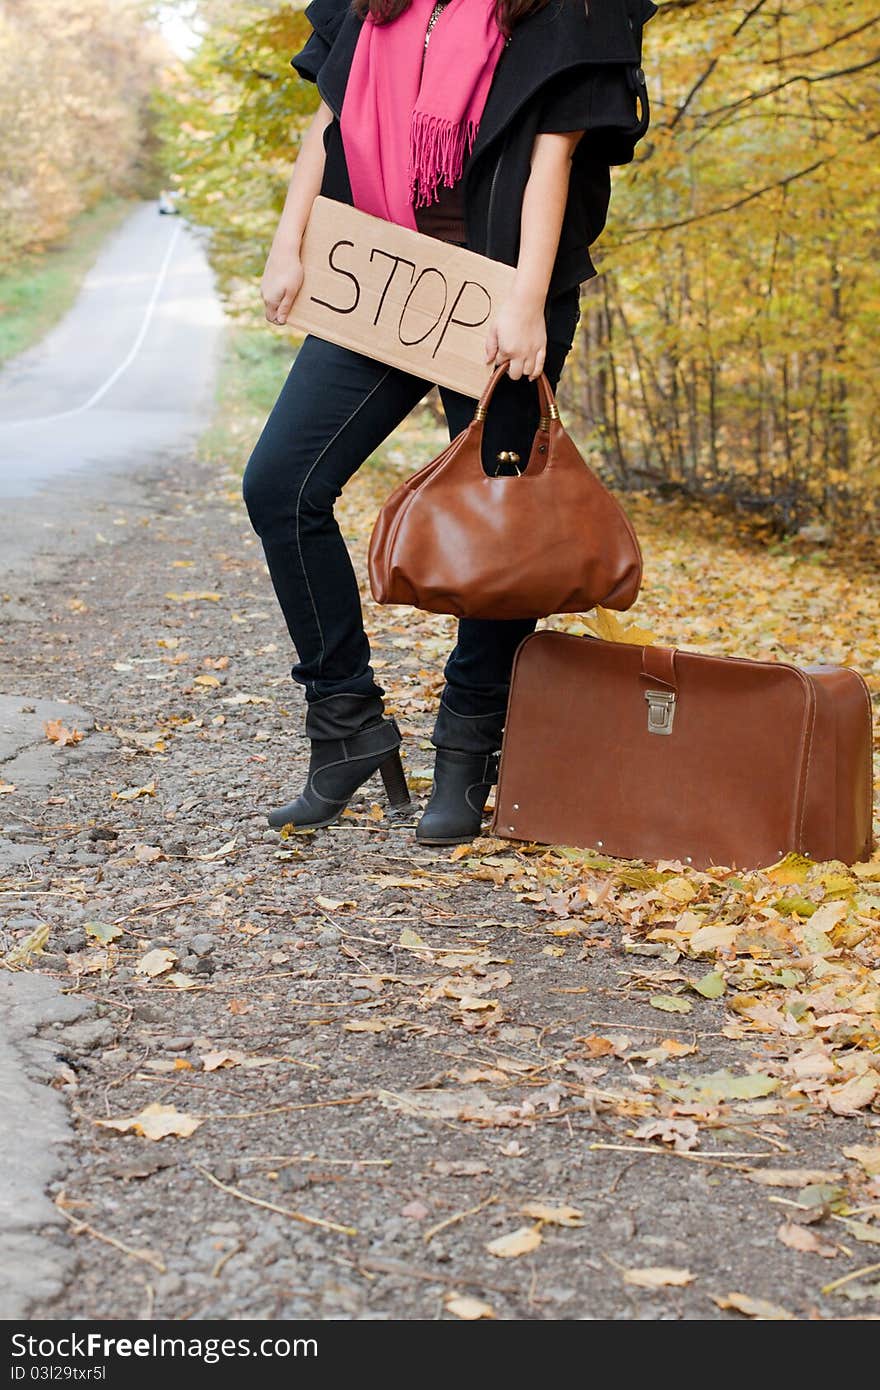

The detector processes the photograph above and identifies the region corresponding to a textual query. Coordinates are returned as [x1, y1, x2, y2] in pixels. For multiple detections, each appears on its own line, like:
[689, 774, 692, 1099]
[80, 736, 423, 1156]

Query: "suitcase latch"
[644, 689, 676, 735]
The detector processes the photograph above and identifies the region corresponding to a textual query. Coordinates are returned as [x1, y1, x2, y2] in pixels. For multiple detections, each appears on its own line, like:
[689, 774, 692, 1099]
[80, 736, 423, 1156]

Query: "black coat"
[292, 0, 657, 297]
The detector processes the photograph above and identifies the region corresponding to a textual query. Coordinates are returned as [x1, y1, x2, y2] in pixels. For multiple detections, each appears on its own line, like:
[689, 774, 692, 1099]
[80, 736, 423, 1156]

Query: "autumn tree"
[160, 0, 879, 530]
[576, 0, 879, 529]
[156, 2, 316, 304]
[0, 0, 166, 262]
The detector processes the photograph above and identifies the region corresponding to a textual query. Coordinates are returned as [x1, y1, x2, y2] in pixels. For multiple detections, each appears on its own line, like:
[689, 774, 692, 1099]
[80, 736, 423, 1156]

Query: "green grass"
[0, 198, 134, 368]
[199, 323, 298, 470]
[201, 321, 444, 475]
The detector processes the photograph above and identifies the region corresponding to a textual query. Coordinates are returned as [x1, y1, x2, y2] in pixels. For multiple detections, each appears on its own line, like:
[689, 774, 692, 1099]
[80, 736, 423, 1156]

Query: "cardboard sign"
[285, 197, 517, 399]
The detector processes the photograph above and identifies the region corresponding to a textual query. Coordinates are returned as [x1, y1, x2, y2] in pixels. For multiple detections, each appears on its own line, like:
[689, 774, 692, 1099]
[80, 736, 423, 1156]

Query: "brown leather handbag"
[493, 631, 874, 870]
[368, 365, 642, 620]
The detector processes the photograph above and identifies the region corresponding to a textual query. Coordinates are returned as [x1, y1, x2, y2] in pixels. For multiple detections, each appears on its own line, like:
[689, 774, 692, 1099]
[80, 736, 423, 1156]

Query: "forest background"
[2, 0, 877, 534]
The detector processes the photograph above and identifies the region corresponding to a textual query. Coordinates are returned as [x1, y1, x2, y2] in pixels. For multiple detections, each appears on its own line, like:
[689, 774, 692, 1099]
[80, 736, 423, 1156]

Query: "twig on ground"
[423, 1194, 498, 1244]
[722, 1124, 791, 1153]
[210, 1092, 373, 1121]
[58, 1206, 166, 1273]
[211, 1241, 244, 1278]
[821, 1260, 880, 1295]
[196, 1165, 356, 1237]
[605, 1159, 639, 1195]
[585, 1018, 730, 1038]
[236, 1155, 392, 1168]
[352, 1254, 518, 1295]
[589, 1142, 776, 1170]
[113, 894, 203, 923]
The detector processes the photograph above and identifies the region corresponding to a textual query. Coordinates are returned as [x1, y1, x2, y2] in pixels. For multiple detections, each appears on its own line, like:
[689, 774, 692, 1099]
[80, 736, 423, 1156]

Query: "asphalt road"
[0, 201, 224, 578]
[0, 202, 225, 1316]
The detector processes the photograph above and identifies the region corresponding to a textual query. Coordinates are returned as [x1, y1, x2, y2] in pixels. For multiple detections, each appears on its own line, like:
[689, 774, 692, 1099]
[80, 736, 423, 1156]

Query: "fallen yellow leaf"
[777, 1222, 836, 1258]
[113, 782, 156, 802]
[96, 1103, 203, 1141]
[840, 1220, 880, 1246]
[661, 877, 698, 903]
[827, 1070, 880, 1115]
[765, 853, 812, 885]
[456, 994, 497, 1011]
[746, 1167, 842, 1188]
[133, 844, 162, 864]
[201, 1050, 246, 1072]
[711, 1292, 795, 1320]
[44, 719, 84, 747]
[444, 1292, 496, 1320]
[582, 606, 656, 645]
[843, 1144, 880, 1177]
[165, 591, 221, 602]
[136, 948, 177, 978]
[197, 838, 238, 862]
[398, 927, 431, 950]
[85, 921, 123, 945]
[649, 994, 692, 1014]
[851, 859, 880, 881]
[623, 1267, 694, 1289]
[486, 1225, 542, 1259]
[6, 925, 50, 965]
[520, 1202, 584, 1228]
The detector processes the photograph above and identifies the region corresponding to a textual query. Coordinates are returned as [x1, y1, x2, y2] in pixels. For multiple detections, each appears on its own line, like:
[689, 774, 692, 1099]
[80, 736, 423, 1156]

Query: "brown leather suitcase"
[493, 631, 874, 869]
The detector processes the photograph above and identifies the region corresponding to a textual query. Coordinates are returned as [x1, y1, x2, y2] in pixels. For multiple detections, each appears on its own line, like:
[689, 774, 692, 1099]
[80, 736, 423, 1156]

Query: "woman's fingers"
[491, 343, 545, 380]
[485, 322, 499, 365]
[274, 289, 297, 325]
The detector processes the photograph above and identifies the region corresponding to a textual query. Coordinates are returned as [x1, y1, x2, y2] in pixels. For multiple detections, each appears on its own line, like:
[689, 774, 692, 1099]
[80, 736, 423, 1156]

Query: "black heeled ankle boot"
[268, 717, 411, 831]
[417, 697, 505, 846]
[416, 749, 500, 845]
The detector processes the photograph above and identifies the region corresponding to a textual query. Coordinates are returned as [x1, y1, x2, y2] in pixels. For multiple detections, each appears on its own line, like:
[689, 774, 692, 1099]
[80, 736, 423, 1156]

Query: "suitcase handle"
[640, 645, 677, 691]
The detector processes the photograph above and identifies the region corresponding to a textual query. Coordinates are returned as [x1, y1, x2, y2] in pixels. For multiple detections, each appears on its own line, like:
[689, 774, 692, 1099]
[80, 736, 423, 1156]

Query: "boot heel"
[379, 751, 411, 811]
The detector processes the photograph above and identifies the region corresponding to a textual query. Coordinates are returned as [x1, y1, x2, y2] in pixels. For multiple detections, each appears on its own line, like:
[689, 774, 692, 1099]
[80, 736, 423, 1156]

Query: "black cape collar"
[316, 0, 643, 150]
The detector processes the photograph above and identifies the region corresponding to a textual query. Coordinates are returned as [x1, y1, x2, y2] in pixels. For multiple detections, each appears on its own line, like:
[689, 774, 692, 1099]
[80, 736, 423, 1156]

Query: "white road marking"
[5, 218, 184, 429]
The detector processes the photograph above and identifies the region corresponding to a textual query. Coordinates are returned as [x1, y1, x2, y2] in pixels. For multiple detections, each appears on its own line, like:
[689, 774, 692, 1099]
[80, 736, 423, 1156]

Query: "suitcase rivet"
[513, 803, 519, 810]
[597, 840, 604, 848]
[508, 825, 515, 832]
[686, 856, 693, 864]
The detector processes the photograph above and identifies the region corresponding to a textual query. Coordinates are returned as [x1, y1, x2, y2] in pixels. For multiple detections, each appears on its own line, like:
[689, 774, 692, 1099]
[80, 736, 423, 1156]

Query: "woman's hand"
[260, 103, 333, 325]
[485, 291, 547, 381]
[486, 131, 580, 379]
[261, 247, 304, 326]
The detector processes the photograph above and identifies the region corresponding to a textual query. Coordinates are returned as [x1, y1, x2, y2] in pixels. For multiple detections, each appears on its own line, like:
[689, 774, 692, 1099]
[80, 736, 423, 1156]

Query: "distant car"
[158, 191, 180, 216]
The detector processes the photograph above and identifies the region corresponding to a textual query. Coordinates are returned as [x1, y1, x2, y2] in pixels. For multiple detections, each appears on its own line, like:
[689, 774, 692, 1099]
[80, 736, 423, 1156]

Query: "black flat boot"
[268, 719, 411, 830]
[416, 749, 500, 846]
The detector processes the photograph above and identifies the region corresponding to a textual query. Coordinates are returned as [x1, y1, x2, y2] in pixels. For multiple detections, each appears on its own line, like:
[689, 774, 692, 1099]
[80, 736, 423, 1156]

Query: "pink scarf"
[340, 0, 506, 230]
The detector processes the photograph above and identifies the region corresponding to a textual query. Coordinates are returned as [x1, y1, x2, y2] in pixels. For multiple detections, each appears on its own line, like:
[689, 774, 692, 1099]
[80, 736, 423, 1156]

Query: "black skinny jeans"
[243, 288, 580, 748]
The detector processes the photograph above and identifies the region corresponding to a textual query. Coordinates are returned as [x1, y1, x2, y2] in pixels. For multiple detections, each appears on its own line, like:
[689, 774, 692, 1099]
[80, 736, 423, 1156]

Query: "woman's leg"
[416, 292, 580, 844]
[432, 291, 581, 753]
[243, 335, 430, 735]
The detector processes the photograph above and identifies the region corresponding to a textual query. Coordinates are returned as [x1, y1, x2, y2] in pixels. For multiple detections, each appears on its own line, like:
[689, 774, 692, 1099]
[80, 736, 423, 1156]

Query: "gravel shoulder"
[1, 429, 878, 1323]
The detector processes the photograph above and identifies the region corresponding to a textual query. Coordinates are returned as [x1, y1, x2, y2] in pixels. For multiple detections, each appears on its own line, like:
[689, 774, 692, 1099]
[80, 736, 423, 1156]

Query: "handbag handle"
[473, 363, 561, 432]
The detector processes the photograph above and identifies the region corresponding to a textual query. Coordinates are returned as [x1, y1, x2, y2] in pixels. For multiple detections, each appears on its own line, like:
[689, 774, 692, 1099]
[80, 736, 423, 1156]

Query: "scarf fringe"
[408, 111, 479, 208]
